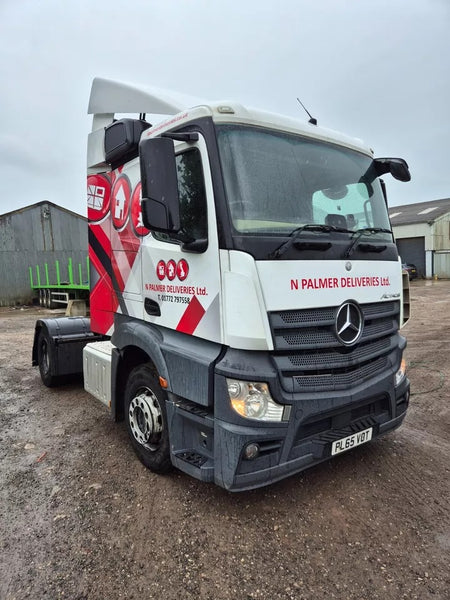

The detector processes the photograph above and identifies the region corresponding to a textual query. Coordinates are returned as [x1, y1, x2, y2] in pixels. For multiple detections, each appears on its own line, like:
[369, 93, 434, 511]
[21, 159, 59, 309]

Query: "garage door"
[396, 237, 425, 277]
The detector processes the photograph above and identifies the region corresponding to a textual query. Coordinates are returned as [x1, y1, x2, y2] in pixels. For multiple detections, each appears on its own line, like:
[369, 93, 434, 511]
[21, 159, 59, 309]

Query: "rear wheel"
[37, 329, 60, 387]
[47, 289, 57, 309]
[124, 364, 172, 473]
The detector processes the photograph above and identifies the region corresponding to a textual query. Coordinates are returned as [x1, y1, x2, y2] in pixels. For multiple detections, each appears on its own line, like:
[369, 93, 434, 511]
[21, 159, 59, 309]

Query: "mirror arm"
[373, 158, 391, 178]
[380, 178, 387, 207]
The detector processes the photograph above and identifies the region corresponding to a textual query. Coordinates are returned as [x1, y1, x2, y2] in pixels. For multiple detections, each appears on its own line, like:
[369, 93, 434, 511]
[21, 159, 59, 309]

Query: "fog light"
[244, 443, 260, 460]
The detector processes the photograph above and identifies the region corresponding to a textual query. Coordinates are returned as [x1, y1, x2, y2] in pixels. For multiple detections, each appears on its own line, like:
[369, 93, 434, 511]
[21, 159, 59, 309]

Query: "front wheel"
[124, 364, 172, 473]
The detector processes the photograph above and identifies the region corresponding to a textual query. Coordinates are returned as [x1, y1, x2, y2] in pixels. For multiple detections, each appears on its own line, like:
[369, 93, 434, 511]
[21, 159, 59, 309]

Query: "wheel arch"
[111, 321, 170, 422]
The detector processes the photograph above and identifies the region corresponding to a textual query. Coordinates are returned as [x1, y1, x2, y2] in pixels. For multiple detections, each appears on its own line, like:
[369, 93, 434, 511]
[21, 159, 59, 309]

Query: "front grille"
[286, 337, 390, 369]
[293, 356, 388, 390]
[279, 318, 394, 348]
[269, 301, 400, 392]
[278, 308, 335, 324]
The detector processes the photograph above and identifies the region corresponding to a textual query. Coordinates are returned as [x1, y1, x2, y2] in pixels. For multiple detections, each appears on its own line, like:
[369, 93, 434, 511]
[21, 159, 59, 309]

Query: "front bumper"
[213, 376, 410, 491]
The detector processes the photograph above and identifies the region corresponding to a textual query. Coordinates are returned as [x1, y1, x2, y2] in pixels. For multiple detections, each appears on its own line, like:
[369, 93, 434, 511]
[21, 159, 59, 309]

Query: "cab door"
[141, 134, 222, 344]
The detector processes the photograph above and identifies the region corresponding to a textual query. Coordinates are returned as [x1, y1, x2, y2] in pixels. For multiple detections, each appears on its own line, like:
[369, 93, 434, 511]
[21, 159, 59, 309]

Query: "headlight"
[395, 359, 407, 386]
[227, 379, 285, 422]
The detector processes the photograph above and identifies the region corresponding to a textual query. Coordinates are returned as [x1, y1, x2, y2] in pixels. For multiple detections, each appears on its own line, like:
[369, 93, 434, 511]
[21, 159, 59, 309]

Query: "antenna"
[297, 98, 317, 126]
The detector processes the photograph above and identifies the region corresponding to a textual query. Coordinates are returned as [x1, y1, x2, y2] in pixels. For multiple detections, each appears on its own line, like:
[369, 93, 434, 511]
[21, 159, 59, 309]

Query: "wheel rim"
[128, 387, 163, 451]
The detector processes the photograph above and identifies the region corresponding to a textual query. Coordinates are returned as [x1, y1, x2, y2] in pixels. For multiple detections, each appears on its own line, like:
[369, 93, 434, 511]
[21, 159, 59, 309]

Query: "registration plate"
[331, 427, 373, 456]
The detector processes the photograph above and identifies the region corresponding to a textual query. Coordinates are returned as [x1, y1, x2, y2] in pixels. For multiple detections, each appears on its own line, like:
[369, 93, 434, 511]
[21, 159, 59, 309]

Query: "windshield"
[216, 124, 391, 237]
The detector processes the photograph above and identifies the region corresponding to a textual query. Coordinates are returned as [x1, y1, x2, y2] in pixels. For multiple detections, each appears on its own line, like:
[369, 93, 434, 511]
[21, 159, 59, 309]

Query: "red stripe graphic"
[87, 166, 147, 335]
[176, 296, 206, 335]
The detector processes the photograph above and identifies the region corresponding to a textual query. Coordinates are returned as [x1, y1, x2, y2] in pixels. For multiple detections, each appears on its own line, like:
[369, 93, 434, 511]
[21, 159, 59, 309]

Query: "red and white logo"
[87, 174, 111, 222]
[111, 175, 131, 230]
[131, 182, 150, 237]
[156, 259, 189, 281]
[177, 259, 189, 281]
[166, 259, 177, 281]
[156, 260, 166, 281]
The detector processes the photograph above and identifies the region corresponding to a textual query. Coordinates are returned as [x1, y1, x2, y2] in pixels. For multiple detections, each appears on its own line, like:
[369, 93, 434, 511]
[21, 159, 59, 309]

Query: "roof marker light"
[217, 106, 235, 114]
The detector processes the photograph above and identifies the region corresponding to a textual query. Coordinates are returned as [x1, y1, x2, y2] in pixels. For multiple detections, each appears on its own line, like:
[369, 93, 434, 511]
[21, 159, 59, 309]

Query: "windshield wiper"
[268, 224, 350, 259]
[343, 227, 392, 258]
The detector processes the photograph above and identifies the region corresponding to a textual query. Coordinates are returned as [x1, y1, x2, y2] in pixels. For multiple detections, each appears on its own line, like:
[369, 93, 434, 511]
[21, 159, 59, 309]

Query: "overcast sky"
[1, 0, 449, 217]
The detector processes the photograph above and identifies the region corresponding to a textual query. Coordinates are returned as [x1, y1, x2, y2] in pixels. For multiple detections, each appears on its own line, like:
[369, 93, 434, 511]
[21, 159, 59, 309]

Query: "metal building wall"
[0, 203, 88, 306]
[434, 252, 450, 277]
[432, 213, 450, 278]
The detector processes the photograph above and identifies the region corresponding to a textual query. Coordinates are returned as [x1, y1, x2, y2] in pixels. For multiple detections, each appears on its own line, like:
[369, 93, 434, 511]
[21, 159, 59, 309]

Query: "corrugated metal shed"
[0, 201, 88, 306]
[389, 198, 450, 278]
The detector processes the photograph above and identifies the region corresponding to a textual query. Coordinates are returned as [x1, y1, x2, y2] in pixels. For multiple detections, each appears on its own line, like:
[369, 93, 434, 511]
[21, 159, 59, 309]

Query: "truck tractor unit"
[32, 78, 411, 491]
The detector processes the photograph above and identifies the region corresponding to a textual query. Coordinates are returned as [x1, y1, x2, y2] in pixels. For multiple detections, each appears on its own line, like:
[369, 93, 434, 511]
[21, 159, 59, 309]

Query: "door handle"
[144, 298, 161, 316]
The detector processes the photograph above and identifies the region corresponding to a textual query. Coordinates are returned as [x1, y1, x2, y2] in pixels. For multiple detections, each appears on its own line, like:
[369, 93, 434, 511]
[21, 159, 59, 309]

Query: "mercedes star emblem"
[335, 301, 363, 346]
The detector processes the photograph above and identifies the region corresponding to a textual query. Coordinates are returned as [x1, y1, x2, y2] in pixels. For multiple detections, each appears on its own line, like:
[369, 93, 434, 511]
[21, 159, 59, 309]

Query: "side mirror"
[139, 137, 180, 233]
[374, 157, 411, 182]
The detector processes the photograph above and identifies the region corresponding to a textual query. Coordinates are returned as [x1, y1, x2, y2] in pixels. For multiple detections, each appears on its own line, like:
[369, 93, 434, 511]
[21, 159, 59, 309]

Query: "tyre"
[37, 329, 60, 387]
[47, 290, 57, 309]
[124, 364, 172, 473]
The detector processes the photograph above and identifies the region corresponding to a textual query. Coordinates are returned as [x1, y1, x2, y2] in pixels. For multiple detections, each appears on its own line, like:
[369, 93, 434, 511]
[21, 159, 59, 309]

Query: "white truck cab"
[33, 78, 411, 491]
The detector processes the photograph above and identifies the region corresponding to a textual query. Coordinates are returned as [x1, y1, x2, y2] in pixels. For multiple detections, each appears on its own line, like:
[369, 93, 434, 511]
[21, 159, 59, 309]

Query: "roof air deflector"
[88, 77, 190, 116]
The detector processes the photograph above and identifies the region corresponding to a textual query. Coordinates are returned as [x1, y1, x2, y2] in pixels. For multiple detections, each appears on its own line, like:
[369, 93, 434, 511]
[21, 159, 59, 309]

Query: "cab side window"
[152, 147, 207, 244]
[176, 148, 207, 240]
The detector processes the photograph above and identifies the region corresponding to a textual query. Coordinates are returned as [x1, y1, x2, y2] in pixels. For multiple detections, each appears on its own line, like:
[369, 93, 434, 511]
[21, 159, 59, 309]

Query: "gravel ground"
[0, 280, 449, 600]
